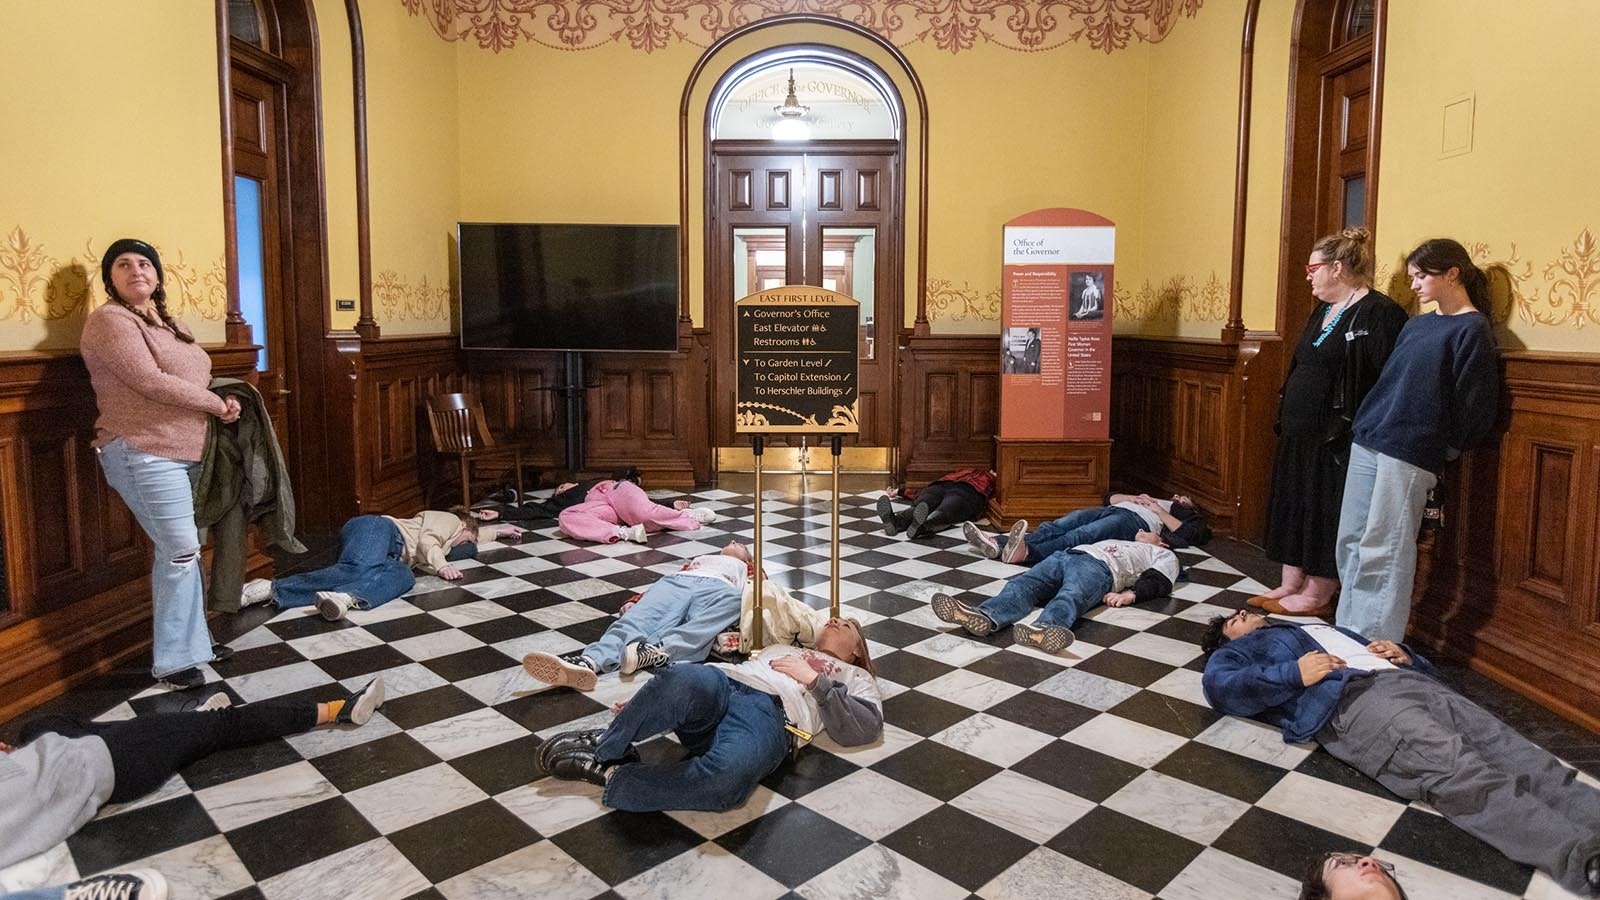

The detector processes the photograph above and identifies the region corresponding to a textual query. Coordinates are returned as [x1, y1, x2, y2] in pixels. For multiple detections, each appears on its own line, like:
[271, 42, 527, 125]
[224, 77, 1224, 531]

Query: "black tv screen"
[457, 222, 680, 352]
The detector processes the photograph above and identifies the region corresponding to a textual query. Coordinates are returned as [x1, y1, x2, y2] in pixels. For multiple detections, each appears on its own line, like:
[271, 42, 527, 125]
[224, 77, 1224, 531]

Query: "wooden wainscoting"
[0, 346, 260, 721]
[898, 334, 1000, 484]
[1408, 352, 1600, 730]
[1109, 335, 1283, 539]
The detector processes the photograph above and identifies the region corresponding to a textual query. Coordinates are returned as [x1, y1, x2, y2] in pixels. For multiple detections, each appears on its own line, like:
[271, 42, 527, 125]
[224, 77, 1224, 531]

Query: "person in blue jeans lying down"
[963, 493, 1210, 565]
[935, 531, 1181, 652]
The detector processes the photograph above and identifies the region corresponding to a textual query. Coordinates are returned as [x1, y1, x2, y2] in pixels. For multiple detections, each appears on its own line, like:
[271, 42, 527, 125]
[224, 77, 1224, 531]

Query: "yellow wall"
[313, 0, 360, 332]
[1375, 0, 1600, 352]
[0, 3, 225, 349]
[363, 2, 460, 336]
[1240, 0, 1292, 333]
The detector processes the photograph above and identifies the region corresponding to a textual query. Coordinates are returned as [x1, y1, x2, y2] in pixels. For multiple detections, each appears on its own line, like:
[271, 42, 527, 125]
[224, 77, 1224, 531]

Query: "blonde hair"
[842, 617, 876, 677]
[1311, 227, 1374, 286]
[448, 505, 481, 541]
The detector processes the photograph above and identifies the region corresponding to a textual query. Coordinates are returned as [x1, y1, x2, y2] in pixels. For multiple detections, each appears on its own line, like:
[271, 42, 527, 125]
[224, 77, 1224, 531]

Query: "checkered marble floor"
[4, 488, 1590, 899]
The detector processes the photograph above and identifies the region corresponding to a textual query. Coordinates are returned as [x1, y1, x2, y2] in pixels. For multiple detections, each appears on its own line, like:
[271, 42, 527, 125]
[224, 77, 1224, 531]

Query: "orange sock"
[324, 699, 346, 721]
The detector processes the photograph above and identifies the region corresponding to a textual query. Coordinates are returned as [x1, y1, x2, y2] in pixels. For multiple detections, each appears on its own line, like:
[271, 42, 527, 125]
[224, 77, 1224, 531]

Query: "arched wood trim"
[216, 0, 247, 344]
[678, 14, 929, 330]
[346, 0, 378, 339]
[1222, 0, 1261, 343]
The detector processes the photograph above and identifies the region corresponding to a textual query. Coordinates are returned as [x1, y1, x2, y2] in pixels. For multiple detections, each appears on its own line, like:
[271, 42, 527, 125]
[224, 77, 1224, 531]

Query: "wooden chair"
[426, 392, 528, 508]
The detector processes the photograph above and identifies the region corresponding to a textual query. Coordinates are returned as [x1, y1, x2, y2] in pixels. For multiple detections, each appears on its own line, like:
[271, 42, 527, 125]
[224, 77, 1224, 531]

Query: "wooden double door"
[707, 141, 903, 468]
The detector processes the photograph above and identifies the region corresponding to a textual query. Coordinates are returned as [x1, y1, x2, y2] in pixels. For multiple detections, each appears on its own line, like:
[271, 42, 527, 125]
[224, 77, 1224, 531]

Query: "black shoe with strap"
[545, 746, 610, 786]
[537, 728, 607, 773]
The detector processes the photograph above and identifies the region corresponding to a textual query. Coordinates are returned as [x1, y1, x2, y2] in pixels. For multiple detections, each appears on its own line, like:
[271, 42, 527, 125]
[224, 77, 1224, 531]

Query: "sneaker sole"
[315, 594, 349, 621]
[962, 523, 999, 559]
[620, 645, 641, 676]
[1001, 520, 1030, 564]
[931, 593, 994, 636]
[348, 678, 386, 725]
[1015, 624, 1075, 653]
[876, 497, 901, 536]
[524, 653, 598, 691]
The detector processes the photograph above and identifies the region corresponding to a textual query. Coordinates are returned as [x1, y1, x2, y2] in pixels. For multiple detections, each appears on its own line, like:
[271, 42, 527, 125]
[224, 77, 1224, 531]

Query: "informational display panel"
[999, 208, 1115, 440]
[735, 286, 860, 434]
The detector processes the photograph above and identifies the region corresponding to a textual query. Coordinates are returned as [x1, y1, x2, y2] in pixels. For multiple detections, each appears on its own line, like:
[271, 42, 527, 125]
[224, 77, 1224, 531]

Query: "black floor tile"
[386, 799, 543, 884]
[552, 811, 703, 884]
[1108, 690, 1220, 739]
[716, 803, 872, 887]
[880, 690, 978, 737]
[1073, 649, 1175, 687]
[1211, 807, 1366, 879]
[1154, 741, 1287, 804]
[984, 691, 1099, 737]
[494, 689, 608, 733]
[379, 685, 487, 730]
[315, 644, 415, 682]
[865, 651, 953, 689]
[177, 736, 306, 792]
[226, 797, 380, 881]
[1011, 740, 1143, 803]
[210, 641, 310, 677]
[871, 741, 1000, 801]
[1378, 808, 1535, 895]
[1047, 805, 1203, 894]
[965, 650, 1072, 689]
[459, 614, 546, 645]
[362, 613, 452, 643]
[881, 805, 1035, 891]
[310, 731, 441, 793]
[760, 746, 859, 799]
[67, 795, 219, 874]
[421, 646, 520, 683]
[449, 733, 545, 796]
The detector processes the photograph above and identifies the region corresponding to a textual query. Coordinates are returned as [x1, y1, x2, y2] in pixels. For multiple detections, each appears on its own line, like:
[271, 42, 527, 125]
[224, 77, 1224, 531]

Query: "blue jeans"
[1334, 443, 1437, 642]
[1023, 506, 1146, 564]
[585, 574, 741, 672]
[980, 550, 1115, 629]
[96, 438, 213, 678]
[3, 884, 67, 899]
[272, 516, 414, 609]
[597, 665, 789, 812]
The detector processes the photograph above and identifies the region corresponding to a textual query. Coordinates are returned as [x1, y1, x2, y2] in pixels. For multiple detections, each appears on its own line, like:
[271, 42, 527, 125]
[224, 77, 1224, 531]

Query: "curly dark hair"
[1200, 614, 1231, 654]
[1297, 852, 1408, 900]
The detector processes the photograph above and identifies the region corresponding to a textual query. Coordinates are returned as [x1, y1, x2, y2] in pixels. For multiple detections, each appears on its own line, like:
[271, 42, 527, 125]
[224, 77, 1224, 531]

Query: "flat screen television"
[457, 222, 680, 352]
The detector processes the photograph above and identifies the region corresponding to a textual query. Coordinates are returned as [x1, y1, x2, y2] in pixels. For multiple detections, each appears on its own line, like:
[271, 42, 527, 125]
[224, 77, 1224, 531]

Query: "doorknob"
[276, 388, 291, 397]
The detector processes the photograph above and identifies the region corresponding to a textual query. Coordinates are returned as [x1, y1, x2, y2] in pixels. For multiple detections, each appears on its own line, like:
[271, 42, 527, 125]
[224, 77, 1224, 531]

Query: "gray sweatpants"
[1318, 670, 1600, 894]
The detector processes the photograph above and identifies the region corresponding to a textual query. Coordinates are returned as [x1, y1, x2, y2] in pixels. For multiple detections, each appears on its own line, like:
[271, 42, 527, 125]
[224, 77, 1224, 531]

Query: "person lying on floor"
[537, 617, 880, 812]
[473, 466, 692, 525]
[1202, 610, 1600, 897]
[876, 466, 996, 539]
[239, 507, 524, 621]
[521, 541, 755, 691]
[1297, 852, 1411, 900]
[963, 492, 1211, 564]
[933, 531, 1180, 652]
[0, 678, 384, 872]
[557, 476, 716, 545]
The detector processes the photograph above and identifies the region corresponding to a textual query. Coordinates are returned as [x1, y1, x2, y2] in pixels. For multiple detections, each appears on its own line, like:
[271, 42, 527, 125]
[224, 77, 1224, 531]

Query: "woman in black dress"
[1254, 228, 1408, 615]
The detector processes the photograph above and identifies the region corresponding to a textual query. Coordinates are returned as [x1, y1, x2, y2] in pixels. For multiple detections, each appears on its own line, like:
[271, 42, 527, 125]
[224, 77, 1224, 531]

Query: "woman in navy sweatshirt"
[1333, 238, 1499, 642]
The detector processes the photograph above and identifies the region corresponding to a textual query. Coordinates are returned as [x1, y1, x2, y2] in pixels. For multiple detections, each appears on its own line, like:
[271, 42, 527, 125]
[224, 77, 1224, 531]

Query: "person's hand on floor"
[497, 525, 526, 539]
[439, 565, 463, 581]
[1103, 590, 1137, 607]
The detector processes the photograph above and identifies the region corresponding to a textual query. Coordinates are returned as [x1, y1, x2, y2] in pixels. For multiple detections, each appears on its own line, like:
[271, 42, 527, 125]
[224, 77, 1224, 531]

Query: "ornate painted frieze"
[1114, 270, 1227, 323]
[1382, 228, 1599, 330]
[402, 0, 1202, 55]
[0, 227, 225, 325]
[374, 269, 452, 322]
[926, 277, 1001, 321]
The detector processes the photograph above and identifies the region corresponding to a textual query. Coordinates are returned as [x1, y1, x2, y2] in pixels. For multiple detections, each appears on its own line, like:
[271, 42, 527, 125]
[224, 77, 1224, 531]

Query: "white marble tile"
[429, 599, 516, 627]
[532, 707, 614, 739]
[489, 554, 559, 576]
[1188, 556, 1242, 575]
[900, 632, 1001, 667]
[977, 847, 1150, 900]
[345, 762, 488, 833]
[1256, 772, 1408, 845]
[494, 628, 587, 661]
[1231, 576, 1270, 594]
[195, 761, 338, 831]
[284, 711, 401, 758]
[1522, 869, 1592, 900]
[655, 540, 721, 558]
[810, 722, 920, 766]
[882, 579, 961, 605]
[391, 627, 487, 661]
[616, 842, 788, 900]
[1064, 713, 1188, 768]
[409, 706, 530, 759]
[1109, 631, 1202, 667]
[118, 833, 254, 900]
[1103, 770, 1252, 844]
[525, 599, 612, 628]
[227, 660, 336, 703]
[0, 842, 77, 893]
[259, 838, 429, 900]
[879, 559, 950, 580]
[1374, 851, 1523, 900]
[455, 662, 541, 706]
[224, 624, 284, 652]
[797, 769, 941, 840]
[804, 849, 962, 900]
[95, 772, 189, 819]
[667, 784, 789, 839]
[916, 668, 1024, 710]
[1007, 639, 1098, 667]
[1160, 848, 1301, 900]
[568, 556, 640, 577]
[463, 575, 544, 600]
[344, 599, 423, 624]
[1171, 583, 1225, 604]
[951, 769, 1097, 843]
[1146, 667, 1210, 708]
[337, 661, 449, 699]
[1194, 716, 1314, 769]
[797, 579, 878, 603]
[517, 539, 581, 556]
[287, 626, 386, 660]
[1032, 667, 1142, 710]
[496, 780, 611, 835]
[92, 701, 138, 722]
[932, 713, 1055, 768]
[1080, 605, 1168, 631]
[438, 841, 611, 900]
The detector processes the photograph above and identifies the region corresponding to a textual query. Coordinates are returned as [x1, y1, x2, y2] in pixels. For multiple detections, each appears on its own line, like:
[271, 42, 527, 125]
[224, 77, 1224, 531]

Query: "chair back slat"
[428, 392, 485, 453]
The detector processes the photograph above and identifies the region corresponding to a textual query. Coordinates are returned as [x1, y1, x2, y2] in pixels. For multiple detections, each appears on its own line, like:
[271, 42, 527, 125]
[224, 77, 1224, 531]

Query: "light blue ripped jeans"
[97, 438, 215, 678]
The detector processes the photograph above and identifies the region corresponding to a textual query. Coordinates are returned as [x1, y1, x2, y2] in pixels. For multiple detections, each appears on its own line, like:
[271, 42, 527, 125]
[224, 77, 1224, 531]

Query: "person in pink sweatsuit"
[558, 479, 715, 544]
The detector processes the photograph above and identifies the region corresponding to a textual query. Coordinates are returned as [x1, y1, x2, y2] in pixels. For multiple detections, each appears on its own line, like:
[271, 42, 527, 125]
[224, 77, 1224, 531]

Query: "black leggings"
[20, 702, 318, 803]
[908, 481, 986, 525]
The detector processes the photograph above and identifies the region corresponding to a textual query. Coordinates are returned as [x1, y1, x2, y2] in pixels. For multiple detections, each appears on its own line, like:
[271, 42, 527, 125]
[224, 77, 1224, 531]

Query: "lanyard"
[1312, 302, 1349, 347]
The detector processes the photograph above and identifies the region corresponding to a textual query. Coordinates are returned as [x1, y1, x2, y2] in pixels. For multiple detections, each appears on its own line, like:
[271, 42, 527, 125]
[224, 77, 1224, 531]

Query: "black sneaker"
[545, 746, 610, 786]
[931, 592, 996, 636]
[62, 869, 168, 900]
[620, 641, 669, 675]
[158, 667, 205, 691]
[905, 502, 931, 539]
[523, 651, 599, 691]
[210, 643, 235, 663]
[537, 728, 607, 773]
[875, 495, 902, 536]
[1013, 622, 1075, 653]
[336, 677, 386, 725]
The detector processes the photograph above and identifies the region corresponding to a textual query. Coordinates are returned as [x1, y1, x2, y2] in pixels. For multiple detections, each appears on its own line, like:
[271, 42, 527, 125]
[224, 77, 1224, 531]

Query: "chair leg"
[513, 448, 525, 507]
[460, 457, 472, 508]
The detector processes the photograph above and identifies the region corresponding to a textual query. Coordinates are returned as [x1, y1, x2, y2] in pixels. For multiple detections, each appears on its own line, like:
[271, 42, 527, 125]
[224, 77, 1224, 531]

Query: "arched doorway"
[704, 49, 907, 473]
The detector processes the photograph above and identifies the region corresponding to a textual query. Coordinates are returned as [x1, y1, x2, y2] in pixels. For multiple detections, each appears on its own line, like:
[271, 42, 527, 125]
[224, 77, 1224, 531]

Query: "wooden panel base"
[988, 438, 1110, 528]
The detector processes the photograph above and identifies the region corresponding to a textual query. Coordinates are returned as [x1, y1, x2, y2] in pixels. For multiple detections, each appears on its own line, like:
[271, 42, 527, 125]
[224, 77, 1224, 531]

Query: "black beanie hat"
[100, 238, 164, 292]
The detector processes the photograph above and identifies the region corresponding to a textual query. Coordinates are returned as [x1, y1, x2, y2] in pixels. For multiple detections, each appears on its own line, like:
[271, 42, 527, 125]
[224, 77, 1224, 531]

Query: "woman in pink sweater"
[80, 239, 242, 691]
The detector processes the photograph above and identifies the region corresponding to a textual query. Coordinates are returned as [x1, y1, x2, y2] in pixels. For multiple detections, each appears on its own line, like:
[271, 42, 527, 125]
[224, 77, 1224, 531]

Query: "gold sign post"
[735, 286, 860, 646]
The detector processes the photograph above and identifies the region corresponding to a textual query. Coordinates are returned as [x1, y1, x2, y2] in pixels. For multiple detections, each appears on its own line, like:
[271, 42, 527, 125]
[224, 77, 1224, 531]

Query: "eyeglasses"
[1305, 261, 1329, 275]
[1324, 853, 1396, 875]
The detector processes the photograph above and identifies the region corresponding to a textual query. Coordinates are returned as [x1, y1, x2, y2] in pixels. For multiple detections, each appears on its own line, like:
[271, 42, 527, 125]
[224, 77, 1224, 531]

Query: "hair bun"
[1340, 227, 1372, 243]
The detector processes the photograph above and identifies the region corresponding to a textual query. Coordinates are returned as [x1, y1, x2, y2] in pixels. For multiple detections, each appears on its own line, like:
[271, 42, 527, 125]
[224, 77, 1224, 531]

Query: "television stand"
[559, 352, 586, 474]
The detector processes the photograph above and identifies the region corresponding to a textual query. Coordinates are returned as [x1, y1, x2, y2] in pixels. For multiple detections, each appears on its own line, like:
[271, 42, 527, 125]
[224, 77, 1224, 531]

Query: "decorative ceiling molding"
[402, 0, 1203, 55]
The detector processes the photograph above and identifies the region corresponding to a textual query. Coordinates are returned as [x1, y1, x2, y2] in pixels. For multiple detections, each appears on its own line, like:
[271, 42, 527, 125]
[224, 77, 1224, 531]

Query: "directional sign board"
[735, 286, 859, 434]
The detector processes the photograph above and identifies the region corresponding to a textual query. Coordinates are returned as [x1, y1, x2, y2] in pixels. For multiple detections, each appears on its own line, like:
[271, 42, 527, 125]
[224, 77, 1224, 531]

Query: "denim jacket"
[1201, 622, 1433, 744]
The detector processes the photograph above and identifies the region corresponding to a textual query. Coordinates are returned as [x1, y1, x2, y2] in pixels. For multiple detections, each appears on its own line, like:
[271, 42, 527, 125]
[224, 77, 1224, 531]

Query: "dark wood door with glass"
[708, 142, 902, 469]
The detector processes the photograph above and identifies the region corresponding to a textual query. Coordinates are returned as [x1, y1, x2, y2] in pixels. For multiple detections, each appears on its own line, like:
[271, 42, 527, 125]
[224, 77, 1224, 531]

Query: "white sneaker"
[623, 523, 649, 543]
[240, 578, 274, 607]
[687, 507, 717, 524]
[197, 692, 233, 712]
[62, 869, 168, 900]
[315, 591, 357, 621]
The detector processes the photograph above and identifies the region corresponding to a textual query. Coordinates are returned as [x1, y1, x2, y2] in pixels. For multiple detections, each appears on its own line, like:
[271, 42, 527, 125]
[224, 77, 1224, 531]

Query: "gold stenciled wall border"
[926, 278, 1000, 322]
[0, 226, 226, 325]
[1377, 227, 1600, 330]
[403, 0, 1202, 55]
[374, 270, 452, 322]
[1114, 270, 1228, 324]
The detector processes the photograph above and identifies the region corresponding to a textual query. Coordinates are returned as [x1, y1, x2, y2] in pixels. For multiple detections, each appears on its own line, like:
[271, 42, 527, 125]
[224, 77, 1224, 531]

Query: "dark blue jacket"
[1201, 622, 1434, 744]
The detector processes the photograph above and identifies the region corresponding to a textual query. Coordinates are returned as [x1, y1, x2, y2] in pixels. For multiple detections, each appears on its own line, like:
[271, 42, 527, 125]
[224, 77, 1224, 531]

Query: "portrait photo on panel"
[1002, 327, 1041, 374]
[1070, 270, 1106, 320]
